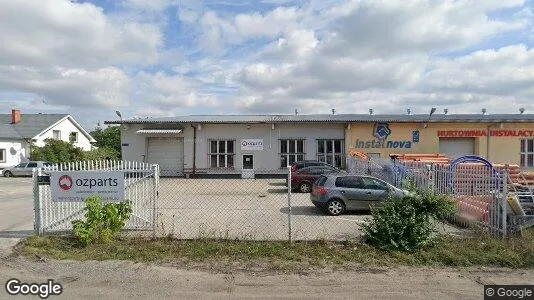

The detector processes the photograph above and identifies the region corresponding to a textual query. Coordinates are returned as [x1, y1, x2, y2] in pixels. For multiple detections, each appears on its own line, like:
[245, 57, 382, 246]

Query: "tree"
[31, 139, 85, 163]
[90, 125, 121, 159]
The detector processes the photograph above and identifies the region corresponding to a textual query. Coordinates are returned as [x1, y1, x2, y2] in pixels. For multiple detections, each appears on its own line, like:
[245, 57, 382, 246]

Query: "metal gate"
[33, 161, 159, 235]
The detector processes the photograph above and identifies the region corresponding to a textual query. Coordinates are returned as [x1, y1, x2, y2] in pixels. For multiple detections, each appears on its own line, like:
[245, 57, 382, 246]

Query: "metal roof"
[0, 114, 68, 138]
[0, 125, 22, 139]
[136, 129, 183, 134]
[105, 114, 534, 125]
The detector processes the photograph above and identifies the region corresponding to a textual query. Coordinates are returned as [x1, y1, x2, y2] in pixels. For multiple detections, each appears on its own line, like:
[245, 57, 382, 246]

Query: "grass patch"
[17, 231, 534, 271]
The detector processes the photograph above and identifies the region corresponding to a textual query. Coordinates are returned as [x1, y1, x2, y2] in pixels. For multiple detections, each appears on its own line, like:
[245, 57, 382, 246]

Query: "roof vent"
[482, 108, 487, 115]
[369, 109, 374, 115]
[520, 108, 525, 114]
[444, 108, 448, 115]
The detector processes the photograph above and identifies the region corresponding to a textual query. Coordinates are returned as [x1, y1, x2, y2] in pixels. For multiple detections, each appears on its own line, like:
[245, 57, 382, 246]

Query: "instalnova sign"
[354, 123, 413, 149]
[50, 171, 125, 202]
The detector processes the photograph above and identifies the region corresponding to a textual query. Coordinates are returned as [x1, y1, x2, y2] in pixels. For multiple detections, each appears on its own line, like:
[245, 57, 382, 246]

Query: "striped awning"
[136, 129, 183, 134]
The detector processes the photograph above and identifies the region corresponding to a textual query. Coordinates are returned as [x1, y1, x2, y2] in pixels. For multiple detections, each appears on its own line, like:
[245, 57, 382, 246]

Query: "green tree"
[31, 139, 85, 163]
[90, 125, 121, 159]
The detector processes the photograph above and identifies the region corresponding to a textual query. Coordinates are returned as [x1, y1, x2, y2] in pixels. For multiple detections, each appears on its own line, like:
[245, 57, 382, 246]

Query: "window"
[317, 139, 345, 168]
[69, 132, 78, 143]
[280, 139, 305, 168]
[316, 176, 328, 186]
[367, 153, 381, 159]
[521, 139, 534, 168]
[15, 163, 27, 168]
[209, 140, 235, 168]
[52, 130, 61, 140]
[27, 162, 38, 168]
[361, 177, 389, 190]
[0, 149, 5, 163]
[335, 176, 364, 189]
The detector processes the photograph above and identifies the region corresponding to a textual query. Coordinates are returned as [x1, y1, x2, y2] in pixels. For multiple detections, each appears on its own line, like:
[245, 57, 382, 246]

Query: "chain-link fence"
[154, 168, 364, 241]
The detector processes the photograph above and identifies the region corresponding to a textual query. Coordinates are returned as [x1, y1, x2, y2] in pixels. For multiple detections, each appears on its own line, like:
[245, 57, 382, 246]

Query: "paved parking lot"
[0, 177, 34, 255]
[156, 178, 369, 240]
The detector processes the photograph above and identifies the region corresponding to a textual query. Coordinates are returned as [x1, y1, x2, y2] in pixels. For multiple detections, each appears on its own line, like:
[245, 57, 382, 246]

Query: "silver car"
[2, 161, 52, 177]
[310, 174, 409, 216]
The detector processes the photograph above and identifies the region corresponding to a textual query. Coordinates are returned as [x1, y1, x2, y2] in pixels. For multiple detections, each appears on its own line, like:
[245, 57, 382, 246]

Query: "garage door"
[147, 137, 184, 176]
[439, 138, 475, 158]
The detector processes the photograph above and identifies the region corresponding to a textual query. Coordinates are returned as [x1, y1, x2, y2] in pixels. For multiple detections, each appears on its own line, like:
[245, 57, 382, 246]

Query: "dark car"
[290, 160, 335, 173]
[310, 174, 410, 215]
[289, 165, 344, 193]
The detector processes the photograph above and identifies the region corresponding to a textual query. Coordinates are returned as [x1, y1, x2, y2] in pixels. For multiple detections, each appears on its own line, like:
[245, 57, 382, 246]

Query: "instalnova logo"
[58, 175, 73, 191]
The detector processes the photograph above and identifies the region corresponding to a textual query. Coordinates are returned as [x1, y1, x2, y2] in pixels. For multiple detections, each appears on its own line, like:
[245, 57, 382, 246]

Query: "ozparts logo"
[58, 175, 73, 191]
[373, 123, 391, 140]
[242, 141, 248, 147]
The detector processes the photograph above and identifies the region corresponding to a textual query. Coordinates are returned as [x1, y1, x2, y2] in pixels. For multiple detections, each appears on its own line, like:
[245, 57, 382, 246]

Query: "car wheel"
[326, 199, 345, 216]
[299, 182, 311, 193]
[3, 171, 13, 177]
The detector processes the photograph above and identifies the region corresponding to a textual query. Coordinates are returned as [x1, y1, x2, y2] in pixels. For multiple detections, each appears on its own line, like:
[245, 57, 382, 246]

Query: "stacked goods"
[455, 195, 492, 223]
[348, 150, 369, 160]
[390, 153, 451, 164]
[518, 171, 534, 186]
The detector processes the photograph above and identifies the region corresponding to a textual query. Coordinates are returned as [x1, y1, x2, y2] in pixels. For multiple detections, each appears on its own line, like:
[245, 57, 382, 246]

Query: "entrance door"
[242, 155, 254, 169]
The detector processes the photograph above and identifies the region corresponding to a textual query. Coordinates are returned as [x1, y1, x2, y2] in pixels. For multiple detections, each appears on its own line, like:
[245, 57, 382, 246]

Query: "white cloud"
[133, 72, 220, 113]
[426, 45, 534, 97]
[0, 0, 163, 69]
[0, 66, 130, 108]
[0, 0, 164, 112]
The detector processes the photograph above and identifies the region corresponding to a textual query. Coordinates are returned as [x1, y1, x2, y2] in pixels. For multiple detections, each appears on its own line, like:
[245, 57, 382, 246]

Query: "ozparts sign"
[50, 171, 125, 202]
[241, 139, 264, 151]
[437, 130, 534, 137]
[354, 123, 415, 149]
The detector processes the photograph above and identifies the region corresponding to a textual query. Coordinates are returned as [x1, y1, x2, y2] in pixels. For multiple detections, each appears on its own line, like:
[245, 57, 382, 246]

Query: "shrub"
[362, 183, 456, 252]
[72, 196, 132, 246]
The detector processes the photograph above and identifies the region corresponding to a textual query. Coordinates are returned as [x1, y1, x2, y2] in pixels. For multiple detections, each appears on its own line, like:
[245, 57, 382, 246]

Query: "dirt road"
[1, 255, 533, 299]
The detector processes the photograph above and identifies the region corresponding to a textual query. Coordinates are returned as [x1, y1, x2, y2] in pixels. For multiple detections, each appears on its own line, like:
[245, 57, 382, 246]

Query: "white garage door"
[439, 138, 475, 158]
[147, 137, 184, 176]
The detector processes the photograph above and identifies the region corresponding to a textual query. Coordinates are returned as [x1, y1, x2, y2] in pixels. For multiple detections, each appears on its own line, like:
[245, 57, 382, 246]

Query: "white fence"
[33, 160, 158, 235]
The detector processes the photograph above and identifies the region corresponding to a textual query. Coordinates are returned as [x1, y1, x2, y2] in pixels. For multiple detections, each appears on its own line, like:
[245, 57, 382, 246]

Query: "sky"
[0, 0, 533, 130]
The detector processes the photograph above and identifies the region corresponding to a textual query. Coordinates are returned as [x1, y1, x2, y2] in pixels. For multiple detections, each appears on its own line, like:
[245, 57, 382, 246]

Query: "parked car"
[310, 174, 409, 215]
[2, 161, 53, 177]
[290, 160, 335, 173]
[288, 165, 344, 193]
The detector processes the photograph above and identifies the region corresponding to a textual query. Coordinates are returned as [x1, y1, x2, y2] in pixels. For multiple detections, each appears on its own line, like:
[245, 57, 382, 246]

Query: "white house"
[0, 109, 96, 168]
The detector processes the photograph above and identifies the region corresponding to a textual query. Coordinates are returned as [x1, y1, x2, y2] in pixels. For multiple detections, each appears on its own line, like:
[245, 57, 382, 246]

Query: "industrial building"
[106, 113, 534, 177]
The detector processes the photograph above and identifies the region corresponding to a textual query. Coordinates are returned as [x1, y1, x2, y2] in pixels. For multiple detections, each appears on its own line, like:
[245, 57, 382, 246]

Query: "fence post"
[502, 171, 508, 237]
[33, 168, 43, 235]
[287, 166, 292, 243]
[152, 164, 159, 238]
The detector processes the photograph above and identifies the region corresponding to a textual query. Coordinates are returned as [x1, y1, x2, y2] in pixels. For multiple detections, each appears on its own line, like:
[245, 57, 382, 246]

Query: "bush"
[72, 196, 132, 246]
[31, 139, 85, 163]
[362, 183, 456, 252]
[83, 147, 120, 161]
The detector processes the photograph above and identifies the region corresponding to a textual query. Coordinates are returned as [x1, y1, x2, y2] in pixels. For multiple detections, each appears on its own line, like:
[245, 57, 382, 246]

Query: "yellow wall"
[346, 122, 534, 166]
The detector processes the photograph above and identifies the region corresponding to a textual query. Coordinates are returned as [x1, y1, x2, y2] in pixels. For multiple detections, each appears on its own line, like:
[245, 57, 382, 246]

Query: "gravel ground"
[1, 255, 533, 299]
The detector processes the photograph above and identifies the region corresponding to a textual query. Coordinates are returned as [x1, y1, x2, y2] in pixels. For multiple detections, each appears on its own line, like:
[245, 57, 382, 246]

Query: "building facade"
[119, 119, 346, 177]
[0, 109, 96, 169]
[108, 114, 534, 177]
[346, 119, 534, 168]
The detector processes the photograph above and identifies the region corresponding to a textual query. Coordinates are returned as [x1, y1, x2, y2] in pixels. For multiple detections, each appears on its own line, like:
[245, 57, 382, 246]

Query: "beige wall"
[346, 122, 534, 166]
